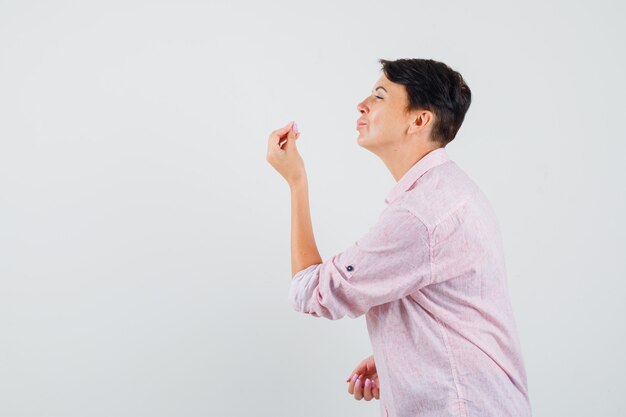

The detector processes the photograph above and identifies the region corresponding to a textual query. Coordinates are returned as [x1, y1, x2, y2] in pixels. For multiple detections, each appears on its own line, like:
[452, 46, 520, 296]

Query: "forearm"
[290, 179, 322, 278]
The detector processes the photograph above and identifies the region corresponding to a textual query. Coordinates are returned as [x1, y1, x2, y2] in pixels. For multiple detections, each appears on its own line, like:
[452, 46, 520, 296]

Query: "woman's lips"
[357, 121, 367, 128]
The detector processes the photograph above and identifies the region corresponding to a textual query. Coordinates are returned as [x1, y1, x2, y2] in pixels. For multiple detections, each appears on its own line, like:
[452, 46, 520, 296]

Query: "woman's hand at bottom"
[346, 354, 380, 401]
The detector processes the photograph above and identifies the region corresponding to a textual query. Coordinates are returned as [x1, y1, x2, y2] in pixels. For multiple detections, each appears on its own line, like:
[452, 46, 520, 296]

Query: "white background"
[1, 1, 624, 416]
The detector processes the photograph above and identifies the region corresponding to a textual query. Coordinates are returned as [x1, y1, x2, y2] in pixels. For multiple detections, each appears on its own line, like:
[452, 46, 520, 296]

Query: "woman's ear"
[408, 110, 433, 134]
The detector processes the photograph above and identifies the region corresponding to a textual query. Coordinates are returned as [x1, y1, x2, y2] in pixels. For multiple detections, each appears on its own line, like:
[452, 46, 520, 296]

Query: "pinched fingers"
[268, 121, 300, 149]
[347, 373, 378, 401]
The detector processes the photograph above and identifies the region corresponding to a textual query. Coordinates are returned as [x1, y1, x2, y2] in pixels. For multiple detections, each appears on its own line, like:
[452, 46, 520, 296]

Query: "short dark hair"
[378, 58, 471, 147]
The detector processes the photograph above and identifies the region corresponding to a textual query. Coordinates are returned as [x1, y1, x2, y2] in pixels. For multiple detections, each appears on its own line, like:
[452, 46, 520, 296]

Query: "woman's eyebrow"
[372, 86, 388, 94]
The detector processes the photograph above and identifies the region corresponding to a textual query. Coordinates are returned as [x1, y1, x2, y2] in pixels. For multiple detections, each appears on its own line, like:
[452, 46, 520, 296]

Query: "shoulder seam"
[431, 184, 481, 232]
[395, 204, 434, 287]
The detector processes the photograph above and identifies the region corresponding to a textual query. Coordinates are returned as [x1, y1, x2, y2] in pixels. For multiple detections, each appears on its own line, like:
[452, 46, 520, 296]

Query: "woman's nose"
[357, 100, 367, 114]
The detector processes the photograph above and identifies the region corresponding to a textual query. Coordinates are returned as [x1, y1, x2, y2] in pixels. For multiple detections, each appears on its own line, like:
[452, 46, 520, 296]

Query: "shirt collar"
[384, 147, 450, 205]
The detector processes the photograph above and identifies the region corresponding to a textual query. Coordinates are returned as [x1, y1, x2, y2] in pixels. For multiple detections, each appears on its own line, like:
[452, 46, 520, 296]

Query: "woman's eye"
[375, 95, 383, 100]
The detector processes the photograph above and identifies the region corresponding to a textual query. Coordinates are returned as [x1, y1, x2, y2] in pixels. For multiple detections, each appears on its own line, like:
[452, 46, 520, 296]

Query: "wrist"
[288, 176, 308, 190]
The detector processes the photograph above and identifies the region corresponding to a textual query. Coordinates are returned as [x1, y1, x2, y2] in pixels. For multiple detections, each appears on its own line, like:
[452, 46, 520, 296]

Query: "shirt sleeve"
[287, 204, 433, 320]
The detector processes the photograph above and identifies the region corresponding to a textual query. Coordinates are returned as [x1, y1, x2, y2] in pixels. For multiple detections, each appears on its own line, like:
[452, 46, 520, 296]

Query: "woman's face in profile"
[356, 74, 410, 150]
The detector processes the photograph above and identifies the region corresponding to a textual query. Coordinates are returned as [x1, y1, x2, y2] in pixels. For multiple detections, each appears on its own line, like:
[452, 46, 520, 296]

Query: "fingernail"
[292, 122, 299, 133]
[351, 373, 358, 382]
[365, 378, 371, 387]
[355, 378, 361, 387]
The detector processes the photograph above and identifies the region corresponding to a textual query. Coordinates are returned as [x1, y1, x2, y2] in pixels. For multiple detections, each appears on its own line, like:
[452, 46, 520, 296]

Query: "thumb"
[289, 121, 299, 139]
[346, 363, 368, 382]
[278, 121, 298, 139]
[277, 120, 294, 135]
[285, 122, 299, 151]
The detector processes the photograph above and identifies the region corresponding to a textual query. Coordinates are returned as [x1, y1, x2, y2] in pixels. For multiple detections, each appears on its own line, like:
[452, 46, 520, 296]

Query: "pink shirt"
[288, 147, 532, 417]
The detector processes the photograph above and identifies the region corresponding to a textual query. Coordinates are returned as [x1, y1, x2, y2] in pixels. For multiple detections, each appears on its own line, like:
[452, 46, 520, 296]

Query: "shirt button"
[346, 265, 354, 272]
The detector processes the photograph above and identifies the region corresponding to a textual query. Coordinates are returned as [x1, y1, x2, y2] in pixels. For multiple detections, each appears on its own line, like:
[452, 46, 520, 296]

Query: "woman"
[266, 58, 532, 417]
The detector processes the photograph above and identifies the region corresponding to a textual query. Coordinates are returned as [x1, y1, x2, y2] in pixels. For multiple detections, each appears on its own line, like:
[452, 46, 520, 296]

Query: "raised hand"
[266, 121, 304, 186]
[346, 354, 380, 401]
